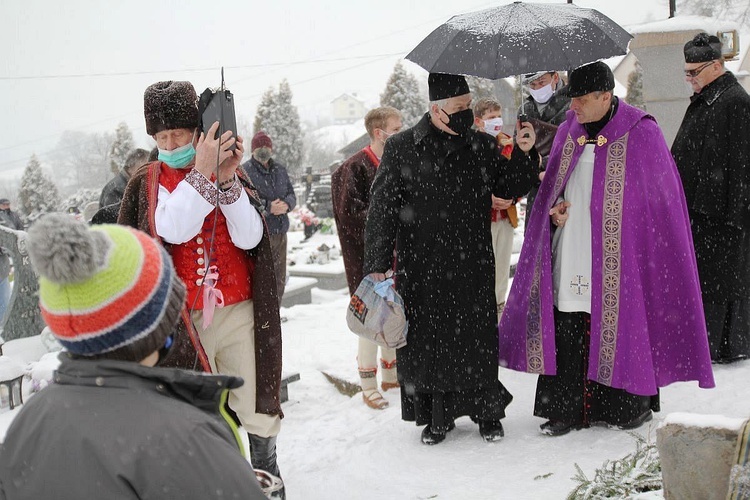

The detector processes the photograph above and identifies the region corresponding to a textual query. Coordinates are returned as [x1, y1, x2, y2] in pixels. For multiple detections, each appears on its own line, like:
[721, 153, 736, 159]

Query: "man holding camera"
[118, 81, 285, 497]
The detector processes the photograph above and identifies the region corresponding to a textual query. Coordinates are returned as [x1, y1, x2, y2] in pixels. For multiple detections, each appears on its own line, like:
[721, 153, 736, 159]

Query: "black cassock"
[364, 113, 537, 429]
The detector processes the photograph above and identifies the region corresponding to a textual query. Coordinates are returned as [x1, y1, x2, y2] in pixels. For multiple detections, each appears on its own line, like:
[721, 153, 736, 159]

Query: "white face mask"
[529, 82, 555, 104]
[482, 117, 504, 137]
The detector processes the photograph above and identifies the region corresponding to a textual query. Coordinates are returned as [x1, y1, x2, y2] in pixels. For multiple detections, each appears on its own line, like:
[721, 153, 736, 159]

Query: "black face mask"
[441, 108, 474, 136]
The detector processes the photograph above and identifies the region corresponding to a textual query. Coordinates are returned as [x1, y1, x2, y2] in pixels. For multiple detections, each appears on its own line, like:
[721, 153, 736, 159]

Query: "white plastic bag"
[346, 275, 407, 349]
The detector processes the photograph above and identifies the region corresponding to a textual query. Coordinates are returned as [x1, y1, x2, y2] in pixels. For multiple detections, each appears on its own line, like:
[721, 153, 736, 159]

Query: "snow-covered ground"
[1, 228, 748, 499]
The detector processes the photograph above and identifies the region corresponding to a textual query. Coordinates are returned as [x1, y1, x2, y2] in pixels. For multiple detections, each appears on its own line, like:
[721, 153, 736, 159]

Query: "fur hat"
[559, 61, 614, 98]
[428, 73, 470, 101]
[684, 32, 722, 63]
[144, 81, 200, 135]
[27, 214, 185, 361]
[251, 131, 273, 151]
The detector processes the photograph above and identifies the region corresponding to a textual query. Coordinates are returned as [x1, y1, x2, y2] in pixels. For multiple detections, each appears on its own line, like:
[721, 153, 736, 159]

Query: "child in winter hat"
[27, 213, 185, 362]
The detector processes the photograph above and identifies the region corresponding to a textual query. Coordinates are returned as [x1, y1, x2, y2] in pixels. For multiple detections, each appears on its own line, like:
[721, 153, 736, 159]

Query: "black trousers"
[704, 299, 750, 363]
[534, 309, 659, 426]
[400, 382, 513, 432]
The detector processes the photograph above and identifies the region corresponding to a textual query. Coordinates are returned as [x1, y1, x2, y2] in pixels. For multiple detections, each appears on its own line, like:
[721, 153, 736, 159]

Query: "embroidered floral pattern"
[526, 259, 544, 373]
[219, 179, 242, 205]
[525, 135, 576, 374]
[185, 169, 218, 205]
[597, 136, 627, 385]
[553, 136, 576, 199]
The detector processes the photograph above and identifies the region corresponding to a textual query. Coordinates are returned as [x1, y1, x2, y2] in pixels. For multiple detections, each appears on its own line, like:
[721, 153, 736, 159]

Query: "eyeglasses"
[684, 61, 715, 78]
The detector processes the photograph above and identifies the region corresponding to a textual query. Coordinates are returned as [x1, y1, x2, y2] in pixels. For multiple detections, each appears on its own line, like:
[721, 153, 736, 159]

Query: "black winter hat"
[684, 32, 722, 63]
[559, 61, 614, 98]
[144, 81, 201, 135]
[428, 73, 470, 101]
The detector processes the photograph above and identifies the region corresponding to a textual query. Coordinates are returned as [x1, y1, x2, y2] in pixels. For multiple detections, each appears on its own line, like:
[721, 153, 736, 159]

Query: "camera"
[517, 113, 530, 138]
[198, 72, 237, 151]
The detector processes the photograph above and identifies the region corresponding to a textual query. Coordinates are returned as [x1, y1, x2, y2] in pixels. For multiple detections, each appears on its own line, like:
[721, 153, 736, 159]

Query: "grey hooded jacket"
[0, 356, 265, 500]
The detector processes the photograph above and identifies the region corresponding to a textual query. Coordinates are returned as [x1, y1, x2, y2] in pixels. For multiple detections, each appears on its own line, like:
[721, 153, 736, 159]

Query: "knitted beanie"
[27, 214, 186, 362]
[251, 131, 273, 151]
[144, 81, 201, 135]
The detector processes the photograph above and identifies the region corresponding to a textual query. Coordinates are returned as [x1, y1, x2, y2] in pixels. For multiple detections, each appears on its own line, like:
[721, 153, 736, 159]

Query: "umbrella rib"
[494, 9, 515, 78]
[418, 26, 475, 76]
[519, 2, 576, 72]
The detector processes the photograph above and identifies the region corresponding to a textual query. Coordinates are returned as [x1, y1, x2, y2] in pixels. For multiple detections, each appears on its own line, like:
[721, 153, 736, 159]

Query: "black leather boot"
[248, 434, 285, 499]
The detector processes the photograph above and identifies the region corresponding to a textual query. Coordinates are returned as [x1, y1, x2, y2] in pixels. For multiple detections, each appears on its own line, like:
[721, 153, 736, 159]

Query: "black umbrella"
[405, 2, 632, 79]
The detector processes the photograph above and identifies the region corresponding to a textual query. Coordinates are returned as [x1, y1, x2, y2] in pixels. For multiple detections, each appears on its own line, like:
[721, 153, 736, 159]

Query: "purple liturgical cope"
[499, 102, 715, 396]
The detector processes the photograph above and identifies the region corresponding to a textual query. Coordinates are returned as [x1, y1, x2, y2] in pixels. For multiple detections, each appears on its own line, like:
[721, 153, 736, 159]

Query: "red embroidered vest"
[159, 165, 254, 310]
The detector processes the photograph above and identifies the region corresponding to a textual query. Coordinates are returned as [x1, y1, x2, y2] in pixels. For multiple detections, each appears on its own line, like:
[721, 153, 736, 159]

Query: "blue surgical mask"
[158, 141, 196, 169]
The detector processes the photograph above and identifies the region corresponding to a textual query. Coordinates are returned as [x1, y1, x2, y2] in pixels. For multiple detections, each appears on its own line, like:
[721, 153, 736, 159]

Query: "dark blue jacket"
[242, 157, 296, 235]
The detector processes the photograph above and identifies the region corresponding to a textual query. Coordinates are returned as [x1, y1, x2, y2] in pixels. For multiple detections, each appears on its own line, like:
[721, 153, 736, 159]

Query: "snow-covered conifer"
[466, 76, 496, 101]
[380, 61, 426, 127]
[18, 155, 61, 226]
[626, 62, 646, 111]
[109, 122, 134, 174]
[253, 80, 304, 176]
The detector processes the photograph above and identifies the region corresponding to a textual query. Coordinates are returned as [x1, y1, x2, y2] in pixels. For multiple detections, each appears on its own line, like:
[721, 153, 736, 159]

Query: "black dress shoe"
[420, 421, 455, 445]
[478, 420, 505, 442]
[615, 410, 653, 430]
[539, 420, 583, 436]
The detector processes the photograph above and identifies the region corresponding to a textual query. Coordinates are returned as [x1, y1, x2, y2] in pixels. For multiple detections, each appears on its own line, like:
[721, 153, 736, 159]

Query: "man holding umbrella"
[364, 73, 538, 445]
[499, 62, 714, 436]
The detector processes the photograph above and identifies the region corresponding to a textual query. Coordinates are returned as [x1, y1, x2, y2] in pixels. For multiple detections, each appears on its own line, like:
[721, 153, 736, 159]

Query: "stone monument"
[0, 225, 45, 341]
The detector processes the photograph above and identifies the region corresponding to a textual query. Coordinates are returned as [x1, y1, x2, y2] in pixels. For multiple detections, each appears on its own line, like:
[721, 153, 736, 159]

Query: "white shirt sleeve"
[154, 172, 264, 250]
[220, 187, 264, 250]
[154, 181, 214, 244]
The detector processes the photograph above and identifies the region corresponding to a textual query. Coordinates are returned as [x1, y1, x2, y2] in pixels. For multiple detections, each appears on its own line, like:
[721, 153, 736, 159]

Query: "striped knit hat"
[27, 214, 185, 361]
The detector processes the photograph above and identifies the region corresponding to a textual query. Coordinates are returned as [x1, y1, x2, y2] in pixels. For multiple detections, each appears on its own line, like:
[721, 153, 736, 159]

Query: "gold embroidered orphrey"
[524, 134, 627, 382]
[525, 135, 575, 374]
[597, 135, 627, 385]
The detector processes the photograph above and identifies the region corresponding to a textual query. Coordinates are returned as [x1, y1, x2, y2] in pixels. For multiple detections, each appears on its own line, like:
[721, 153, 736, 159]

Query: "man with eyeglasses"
[672, 32, 750, 364]
[519, 71, 571, 231]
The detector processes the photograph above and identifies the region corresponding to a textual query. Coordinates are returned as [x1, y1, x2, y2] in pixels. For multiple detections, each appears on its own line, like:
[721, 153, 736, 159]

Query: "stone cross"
[0, 225, 45, 340]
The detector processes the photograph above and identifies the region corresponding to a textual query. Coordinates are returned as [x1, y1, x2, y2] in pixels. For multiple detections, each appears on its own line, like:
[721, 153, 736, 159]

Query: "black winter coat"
[518, 92, 571, 128]
[363, 114, 537, 392]
[672, 72, 750, 299]
[0, 357, 265, 500]
[99, 171, 130, 208]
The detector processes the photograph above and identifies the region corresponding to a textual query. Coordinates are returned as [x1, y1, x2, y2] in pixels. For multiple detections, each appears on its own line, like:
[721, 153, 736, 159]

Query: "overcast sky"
[0, 0, 671, 179]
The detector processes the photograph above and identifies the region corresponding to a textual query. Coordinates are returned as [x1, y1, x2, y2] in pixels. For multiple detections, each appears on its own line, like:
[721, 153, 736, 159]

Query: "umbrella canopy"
[405, 2, 632, 80]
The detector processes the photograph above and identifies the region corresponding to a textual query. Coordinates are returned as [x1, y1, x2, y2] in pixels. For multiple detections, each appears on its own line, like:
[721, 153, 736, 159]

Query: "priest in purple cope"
[498, 62, 715, 437]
